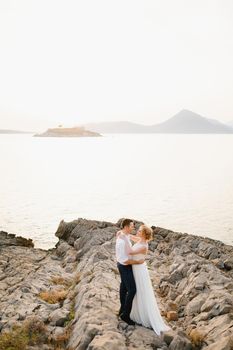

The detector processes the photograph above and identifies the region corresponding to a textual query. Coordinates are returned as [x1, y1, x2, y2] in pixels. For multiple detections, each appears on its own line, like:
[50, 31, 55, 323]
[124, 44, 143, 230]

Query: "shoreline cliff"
[0, 218, 232, 350]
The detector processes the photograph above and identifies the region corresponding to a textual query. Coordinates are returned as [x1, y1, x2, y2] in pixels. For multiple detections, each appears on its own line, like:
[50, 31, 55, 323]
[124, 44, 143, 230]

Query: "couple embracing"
[115, 218, 170, 336]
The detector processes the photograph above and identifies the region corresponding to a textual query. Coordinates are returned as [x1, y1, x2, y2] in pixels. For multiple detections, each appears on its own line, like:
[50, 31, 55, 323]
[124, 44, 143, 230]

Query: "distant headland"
[34, 126, 102, 137]
[85, 109, 233, 134]
[0, 129, 34, 134]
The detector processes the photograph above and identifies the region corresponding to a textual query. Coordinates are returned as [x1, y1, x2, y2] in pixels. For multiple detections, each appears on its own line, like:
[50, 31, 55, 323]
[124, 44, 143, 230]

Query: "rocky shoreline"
[0, 218, 232, 350]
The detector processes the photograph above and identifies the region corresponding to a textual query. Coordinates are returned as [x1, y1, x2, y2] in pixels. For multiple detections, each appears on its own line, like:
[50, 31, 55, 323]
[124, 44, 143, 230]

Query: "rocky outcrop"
[34, 127, 101, 137]
[0, 230, 34, 247]
[0, 219, 232, 350]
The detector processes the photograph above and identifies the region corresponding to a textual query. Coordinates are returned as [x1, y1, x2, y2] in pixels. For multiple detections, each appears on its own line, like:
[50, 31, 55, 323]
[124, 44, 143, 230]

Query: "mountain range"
[226, 120, 233, 128]
[85, 109, 233, 134]
[1, 110, 233, 134]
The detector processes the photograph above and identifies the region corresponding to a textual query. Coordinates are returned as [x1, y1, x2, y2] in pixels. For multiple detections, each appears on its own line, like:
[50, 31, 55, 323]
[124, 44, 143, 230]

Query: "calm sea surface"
[0, 134, 232, 249]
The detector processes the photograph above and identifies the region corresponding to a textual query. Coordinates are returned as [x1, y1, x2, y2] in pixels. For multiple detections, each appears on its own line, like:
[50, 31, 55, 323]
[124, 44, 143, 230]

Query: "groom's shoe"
[120, 315, 135, 326]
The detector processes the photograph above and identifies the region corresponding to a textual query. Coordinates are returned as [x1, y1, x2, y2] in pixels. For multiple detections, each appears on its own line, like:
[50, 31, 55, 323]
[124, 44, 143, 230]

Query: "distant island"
[85, 109, 233, 134]
[34, 126, 101, 137]
[0, 129, 33, 134]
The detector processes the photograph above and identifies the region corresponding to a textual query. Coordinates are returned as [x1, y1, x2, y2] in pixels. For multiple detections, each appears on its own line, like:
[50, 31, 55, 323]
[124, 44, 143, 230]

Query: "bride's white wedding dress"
[130, 242, 171, 335]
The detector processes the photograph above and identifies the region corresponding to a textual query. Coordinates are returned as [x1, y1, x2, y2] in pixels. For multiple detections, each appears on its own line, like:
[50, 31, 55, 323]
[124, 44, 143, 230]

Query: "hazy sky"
[0, 0, 233, 131]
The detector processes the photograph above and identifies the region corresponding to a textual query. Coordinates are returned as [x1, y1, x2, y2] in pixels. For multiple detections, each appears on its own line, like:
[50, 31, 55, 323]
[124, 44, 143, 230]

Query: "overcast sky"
[0, 0, 233, 131]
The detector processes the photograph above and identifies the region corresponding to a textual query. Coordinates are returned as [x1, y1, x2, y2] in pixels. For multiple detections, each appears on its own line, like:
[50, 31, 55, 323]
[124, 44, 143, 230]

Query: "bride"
[118, 224, 170, 336]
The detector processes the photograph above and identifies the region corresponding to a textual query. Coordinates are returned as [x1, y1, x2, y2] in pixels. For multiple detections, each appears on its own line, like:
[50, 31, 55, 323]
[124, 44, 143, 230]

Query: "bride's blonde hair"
[140, 225, 153, 241]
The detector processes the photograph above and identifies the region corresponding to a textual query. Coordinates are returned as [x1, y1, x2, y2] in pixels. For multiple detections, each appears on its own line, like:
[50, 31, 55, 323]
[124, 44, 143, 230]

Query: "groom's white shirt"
[116, 233, 132, 265]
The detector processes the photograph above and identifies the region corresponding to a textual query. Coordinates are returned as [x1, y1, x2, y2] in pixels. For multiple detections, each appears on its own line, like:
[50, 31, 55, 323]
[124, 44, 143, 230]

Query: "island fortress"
[0, 218, 232, 349]
[34, 126, 101, 137]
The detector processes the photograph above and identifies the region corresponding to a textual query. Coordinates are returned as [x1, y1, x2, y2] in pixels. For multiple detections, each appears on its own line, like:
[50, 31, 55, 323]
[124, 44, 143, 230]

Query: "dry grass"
[0, 296, 76, 350]
[51, 275, 73, 287]
[53, 326, 72, 347]
[39, 289, 68, 304]
[189, 328, 205, 346]
[67, 288, 77, 301]
[0, 327, 28, 350]
[53, 302, 75, 348]
[64, 300, 76, 327]
[0, 317, 48, 350]
[73, 272, 81, 284]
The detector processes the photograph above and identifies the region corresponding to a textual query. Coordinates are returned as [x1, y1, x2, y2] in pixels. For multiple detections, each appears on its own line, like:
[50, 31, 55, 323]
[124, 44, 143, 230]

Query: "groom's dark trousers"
[117, 262, 136, 318]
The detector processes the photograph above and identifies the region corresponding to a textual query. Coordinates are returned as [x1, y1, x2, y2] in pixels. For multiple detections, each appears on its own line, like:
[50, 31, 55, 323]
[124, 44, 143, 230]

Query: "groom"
[116, 218, 144, 325]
